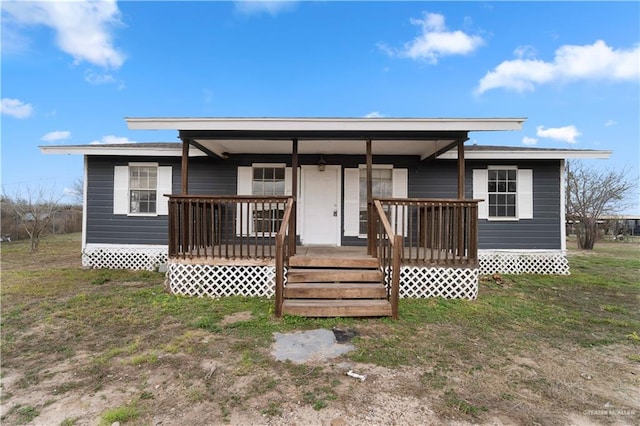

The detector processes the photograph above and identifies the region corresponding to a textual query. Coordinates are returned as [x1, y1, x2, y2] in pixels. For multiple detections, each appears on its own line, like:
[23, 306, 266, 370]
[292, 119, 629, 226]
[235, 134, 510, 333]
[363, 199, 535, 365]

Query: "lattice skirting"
[167, 264, 278, 297]
[479, 252, 570, 275]
[82, 246, 168, 270]
[387, 266, 478, 300]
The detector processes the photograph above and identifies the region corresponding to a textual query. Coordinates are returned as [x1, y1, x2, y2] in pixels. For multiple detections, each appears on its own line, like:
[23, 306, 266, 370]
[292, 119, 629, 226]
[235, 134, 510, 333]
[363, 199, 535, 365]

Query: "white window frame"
[236, 163, 292, 236]
[113, 163, 172, 216]
[473, 166, 533, 221]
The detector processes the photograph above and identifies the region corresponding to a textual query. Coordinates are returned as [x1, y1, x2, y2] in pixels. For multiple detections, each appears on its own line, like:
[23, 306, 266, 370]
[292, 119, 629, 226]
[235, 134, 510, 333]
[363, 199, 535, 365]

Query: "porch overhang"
[126, 117, 526, 159]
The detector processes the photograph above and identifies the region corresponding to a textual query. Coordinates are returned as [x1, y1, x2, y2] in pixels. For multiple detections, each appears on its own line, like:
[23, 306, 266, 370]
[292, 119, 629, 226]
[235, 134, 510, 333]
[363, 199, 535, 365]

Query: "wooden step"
[282, 299, 392, 317]
[285, 283, 387, 299]
[287, 268, 382, 283]
[289, 256, 379, 268]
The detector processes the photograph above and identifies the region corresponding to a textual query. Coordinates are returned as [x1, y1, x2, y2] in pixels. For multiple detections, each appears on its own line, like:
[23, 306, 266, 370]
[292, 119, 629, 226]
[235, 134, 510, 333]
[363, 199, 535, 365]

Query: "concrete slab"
[271, 328, 355, 364]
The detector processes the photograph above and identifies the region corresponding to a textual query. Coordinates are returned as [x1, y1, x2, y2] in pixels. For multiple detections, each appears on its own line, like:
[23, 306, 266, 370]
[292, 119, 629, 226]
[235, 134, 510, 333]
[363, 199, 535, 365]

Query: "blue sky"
[2, 1, 639, 210]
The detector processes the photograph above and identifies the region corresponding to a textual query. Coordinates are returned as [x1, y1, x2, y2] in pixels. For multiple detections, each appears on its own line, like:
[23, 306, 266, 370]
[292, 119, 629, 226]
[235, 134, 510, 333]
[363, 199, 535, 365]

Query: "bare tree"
[66, 177, 84, 206]
[566, 160, 638, 250]
[2, 185, 62, 252]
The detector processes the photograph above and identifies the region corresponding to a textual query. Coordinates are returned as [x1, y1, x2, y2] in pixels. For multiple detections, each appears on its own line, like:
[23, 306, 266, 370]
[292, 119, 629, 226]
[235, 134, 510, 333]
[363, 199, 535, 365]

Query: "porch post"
[181, 137, 190, 194]
[457, 140, 465, 199]
[366, 139, 374, 255]
[290, 139, 298, 254]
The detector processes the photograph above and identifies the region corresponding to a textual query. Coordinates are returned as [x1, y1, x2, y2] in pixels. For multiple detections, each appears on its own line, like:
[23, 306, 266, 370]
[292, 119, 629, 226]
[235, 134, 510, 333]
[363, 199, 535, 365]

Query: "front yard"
[1, 234, 638, 425]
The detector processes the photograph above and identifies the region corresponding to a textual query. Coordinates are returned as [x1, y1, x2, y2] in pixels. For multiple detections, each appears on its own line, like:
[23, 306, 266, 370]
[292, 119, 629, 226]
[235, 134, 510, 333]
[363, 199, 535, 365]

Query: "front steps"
[282, 253, 391, 317]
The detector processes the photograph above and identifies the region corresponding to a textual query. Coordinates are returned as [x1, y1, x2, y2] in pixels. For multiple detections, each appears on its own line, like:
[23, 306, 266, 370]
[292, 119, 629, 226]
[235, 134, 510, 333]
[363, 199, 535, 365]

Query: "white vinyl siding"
[113, 164, 171, 216]
[473, 167, 533, 220]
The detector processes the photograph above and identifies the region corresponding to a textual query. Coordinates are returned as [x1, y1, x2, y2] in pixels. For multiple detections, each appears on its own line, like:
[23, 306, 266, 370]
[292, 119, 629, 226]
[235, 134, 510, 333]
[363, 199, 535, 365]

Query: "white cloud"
[84, 70, 116, 85]
[2, 0, 125, 69]
[536, 125, 581, 144]
[41, 130, 71, 142]
[381, 12, 484, 63]
[89, 135, 136, 145]
[234, 1, 297, 16]
[1, 98, 33, 118]
[476, 40, 640, 94]
[522, 136, 538, 146]
[365, 112, 385, 118]
[605, 119, 617, 127]
[513, 45, 537, 59]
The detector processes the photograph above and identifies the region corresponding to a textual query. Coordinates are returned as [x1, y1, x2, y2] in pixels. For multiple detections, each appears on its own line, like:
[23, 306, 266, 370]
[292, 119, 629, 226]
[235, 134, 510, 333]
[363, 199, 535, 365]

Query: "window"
[359, 168, 392, 235]
[113, 164, 172, 216]
[472, 167, 533, 220]
[129, 166, 157, 214]
[252, 166, 285, 233]
[487, 168, 517, 218]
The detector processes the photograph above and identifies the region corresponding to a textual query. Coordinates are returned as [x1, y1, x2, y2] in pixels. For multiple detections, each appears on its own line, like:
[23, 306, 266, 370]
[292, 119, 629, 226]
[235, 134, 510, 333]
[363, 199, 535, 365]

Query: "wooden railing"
[167, 195, 295, 261]
[372, 198, 479, 266]
[275, 198, 295, 317]
[373, 200, 401, 320]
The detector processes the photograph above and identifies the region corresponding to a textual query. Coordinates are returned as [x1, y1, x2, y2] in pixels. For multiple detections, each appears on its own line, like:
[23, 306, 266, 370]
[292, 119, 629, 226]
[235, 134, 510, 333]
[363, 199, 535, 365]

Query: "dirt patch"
[219, 310, 253, 326]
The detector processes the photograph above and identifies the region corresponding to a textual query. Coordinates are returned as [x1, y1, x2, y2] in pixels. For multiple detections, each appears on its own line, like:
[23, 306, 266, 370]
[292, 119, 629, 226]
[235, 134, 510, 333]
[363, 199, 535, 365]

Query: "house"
[41, 117, 611, 318]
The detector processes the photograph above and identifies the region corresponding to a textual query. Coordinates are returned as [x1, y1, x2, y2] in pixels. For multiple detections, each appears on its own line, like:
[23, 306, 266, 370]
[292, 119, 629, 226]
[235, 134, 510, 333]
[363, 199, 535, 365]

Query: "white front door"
[300, 165, 341, 246]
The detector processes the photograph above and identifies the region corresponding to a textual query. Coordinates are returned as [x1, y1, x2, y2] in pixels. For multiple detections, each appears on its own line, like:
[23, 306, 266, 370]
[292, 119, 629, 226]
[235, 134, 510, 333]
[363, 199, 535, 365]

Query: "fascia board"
[40, 146, 207, 157]
[437, 149, 612, 160]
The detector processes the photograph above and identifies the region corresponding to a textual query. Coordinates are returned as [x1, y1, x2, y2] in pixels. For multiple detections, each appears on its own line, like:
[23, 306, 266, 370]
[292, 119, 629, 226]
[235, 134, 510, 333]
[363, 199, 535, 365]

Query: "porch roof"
[40, 142, 611, 160]
[125, 117, 526, 159]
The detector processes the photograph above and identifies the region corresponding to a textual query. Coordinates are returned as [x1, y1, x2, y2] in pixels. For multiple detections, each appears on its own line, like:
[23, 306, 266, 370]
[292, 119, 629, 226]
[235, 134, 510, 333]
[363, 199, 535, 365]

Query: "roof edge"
[125, 117, 526, 132]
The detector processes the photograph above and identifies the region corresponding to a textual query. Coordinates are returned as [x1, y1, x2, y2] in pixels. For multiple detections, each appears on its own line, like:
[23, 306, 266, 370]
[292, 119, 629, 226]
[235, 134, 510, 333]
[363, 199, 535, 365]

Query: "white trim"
[560, 160, 567, 253]
[85, 243, 168, 250]
[126, 117, 526, 132]
[82, 156, 88, 250]
[40, 145, 207, 157]
[438, 148, 611, 160]
[479, 249, 565, 255]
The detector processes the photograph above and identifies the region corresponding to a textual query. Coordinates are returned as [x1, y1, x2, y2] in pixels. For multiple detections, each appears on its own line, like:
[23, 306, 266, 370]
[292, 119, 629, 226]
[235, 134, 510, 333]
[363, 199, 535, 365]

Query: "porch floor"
[169, 244, 476, 267]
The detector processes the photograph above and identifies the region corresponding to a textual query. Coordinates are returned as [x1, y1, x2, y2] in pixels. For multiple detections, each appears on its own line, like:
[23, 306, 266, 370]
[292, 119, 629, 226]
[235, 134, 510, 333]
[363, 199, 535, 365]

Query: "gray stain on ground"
[272, 328, 355, 364]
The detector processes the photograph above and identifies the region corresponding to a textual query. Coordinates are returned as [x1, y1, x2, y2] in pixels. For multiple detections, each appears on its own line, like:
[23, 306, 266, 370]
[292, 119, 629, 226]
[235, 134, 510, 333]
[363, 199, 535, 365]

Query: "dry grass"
[1, 234, 639, 425]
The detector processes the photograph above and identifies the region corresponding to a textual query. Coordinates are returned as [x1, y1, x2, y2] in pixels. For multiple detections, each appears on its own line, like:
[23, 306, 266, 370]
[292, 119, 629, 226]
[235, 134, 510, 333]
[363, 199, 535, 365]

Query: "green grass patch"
[99, 403, 140, 425]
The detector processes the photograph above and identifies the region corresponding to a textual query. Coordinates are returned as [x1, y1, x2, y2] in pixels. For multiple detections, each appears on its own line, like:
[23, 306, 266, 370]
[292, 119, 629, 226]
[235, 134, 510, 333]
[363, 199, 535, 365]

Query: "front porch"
[166, 195, 479, 319]
[130, 117, 524, 319]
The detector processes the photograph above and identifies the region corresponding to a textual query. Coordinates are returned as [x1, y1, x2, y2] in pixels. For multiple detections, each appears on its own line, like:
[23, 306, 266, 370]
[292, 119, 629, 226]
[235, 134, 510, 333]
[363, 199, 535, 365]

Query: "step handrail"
[373, 200, 401, 320]
[275, 198, 295, 318]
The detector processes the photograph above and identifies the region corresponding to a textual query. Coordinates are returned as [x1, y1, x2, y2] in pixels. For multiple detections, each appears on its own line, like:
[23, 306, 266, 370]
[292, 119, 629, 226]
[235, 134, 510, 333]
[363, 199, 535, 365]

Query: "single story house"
[42, 117, 610, 318]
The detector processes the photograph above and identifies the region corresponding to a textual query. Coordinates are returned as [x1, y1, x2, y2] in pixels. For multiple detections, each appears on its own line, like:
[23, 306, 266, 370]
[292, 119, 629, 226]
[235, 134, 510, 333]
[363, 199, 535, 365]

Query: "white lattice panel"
[82, 247, 168, 270]
[479, 253, 569, 275]
[385, 266, 478, 300]
[168, 264, 278, 297]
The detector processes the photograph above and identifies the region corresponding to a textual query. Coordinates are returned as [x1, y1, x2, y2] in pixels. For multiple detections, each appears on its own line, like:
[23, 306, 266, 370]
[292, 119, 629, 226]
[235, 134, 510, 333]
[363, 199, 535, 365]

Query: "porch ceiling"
[191, 138, 460, 159]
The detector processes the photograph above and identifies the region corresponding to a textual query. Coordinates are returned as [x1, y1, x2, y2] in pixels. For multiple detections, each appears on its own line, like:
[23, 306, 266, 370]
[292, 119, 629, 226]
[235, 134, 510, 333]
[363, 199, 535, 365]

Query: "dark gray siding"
[87, 154, 562, 250]
[470, 159, 563, 250]
[86, 155, 237, 245]
[407, 159, 562, 250]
